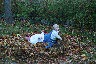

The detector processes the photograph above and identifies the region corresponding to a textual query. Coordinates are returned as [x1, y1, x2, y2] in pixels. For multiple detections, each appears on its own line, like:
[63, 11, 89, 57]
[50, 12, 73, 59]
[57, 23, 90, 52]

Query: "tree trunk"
[4, 0, 14, 23]
[0, 0, 3, 14]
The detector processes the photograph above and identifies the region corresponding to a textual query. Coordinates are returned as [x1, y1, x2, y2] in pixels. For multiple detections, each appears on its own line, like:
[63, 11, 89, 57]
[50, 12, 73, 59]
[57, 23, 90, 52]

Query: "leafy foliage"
[0, 21, 96, 64]
[0, 0, 95, 30]
[0, 0, 96, 63]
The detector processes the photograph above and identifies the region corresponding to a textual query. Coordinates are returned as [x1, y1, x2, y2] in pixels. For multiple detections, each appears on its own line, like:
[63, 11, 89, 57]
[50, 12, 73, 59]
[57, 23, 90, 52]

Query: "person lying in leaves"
[25, 24, 62, 48]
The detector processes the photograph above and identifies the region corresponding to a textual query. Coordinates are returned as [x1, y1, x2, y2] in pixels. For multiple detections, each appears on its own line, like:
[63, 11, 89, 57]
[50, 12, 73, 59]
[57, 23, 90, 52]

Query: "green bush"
[1, 0, 96, 30]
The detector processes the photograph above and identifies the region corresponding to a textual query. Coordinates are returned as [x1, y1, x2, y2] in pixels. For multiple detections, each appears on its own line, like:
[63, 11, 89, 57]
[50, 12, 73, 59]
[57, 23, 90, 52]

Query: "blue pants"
[45, 39, 58, 48]
[43, 30, 58, 48]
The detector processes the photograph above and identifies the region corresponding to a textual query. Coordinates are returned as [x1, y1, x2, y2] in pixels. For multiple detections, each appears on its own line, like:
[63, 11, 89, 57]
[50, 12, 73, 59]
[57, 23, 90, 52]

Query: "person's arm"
[56, 34, 62, 40]
[53, 31, 62, 40]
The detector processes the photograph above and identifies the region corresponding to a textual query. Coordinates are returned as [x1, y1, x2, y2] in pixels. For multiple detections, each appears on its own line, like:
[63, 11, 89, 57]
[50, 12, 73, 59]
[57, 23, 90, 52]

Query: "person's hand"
[60, 38, 62, 40]
[56, 38, 62, 41]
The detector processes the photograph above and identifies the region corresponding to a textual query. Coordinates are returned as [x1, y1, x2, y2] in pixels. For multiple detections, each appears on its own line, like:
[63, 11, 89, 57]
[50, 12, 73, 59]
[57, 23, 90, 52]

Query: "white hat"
[53, 24, 59, 30]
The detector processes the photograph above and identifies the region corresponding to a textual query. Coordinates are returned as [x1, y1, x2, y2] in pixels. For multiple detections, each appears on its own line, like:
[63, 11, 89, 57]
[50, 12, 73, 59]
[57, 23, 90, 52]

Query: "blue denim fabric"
[43, 31, 58, 48]
[43, 31, 52, 43]
[45, 39, 58, 48]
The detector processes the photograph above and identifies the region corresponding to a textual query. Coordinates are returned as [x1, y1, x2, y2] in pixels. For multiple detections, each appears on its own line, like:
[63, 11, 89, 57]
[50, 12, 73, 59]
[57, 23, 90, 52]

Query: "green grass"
[0, 21, 96, 44]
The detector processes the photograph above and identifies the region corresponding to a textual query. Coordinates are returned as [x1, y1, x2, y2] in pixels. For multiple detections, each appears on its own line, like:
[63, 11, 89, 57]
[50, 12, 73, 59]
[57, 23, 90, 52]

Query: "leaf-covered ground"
[0, 21, 96, 64]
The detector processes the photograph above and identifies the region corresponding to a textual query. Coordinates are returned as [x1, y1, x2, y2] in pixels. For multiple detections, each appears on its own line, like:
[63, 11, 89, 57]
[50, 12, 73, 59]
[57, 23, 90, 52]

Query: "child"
[25, 24, 62, 48]
[44, 24, 62, 48]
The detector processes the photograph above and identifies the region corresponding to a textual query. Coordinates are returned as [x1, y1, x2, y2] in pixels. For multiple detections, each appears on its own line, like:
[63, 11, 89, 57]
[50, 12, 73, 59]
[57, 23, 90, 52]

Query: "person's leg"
[45, 42, 54, 48]
[45, 40, 58, 48]
[53, 40, 58, 44]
